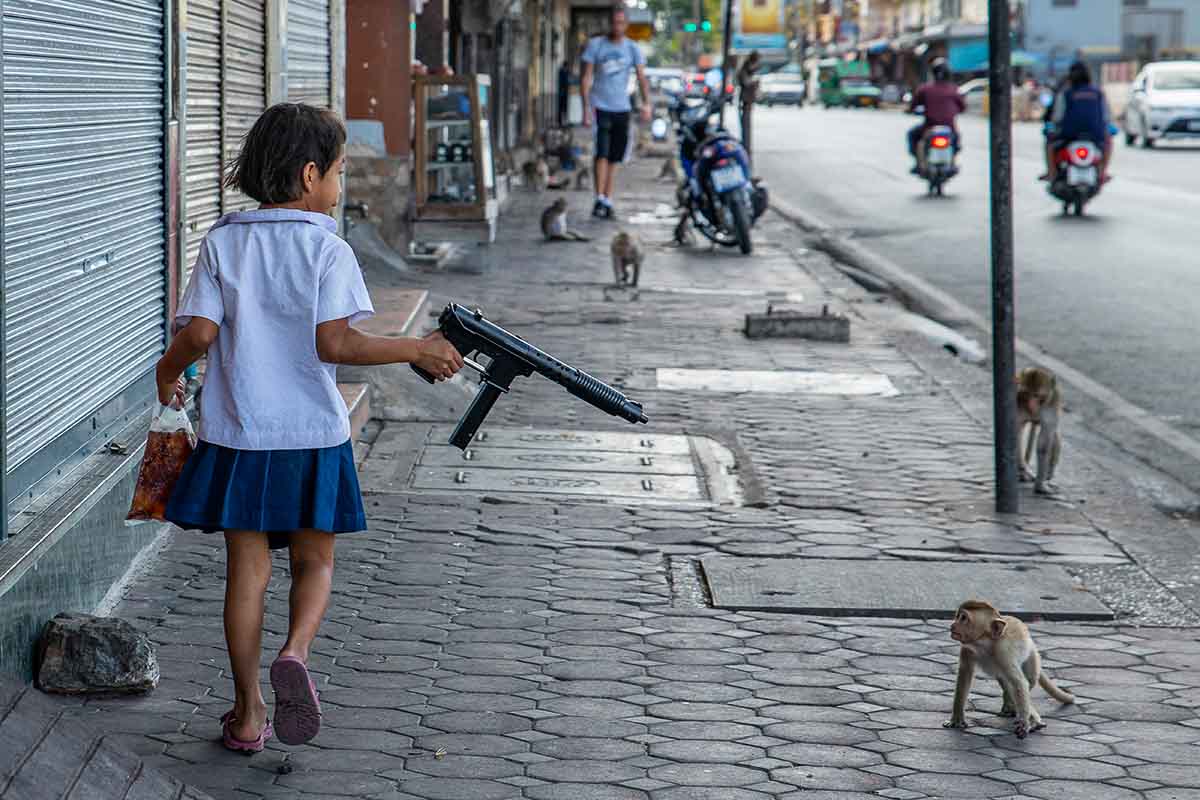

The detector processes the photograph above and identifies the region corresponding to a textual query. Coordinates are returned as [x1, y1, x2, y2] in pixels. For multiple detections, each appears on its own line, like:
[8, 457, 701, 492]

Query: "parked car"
[839, 77, 881, 108]
[683, 72, 709, 98]
[1124, 61, 1200, 148]
[646, 67, 685, 97]
[759, 74, 806, 106]
[758, 63, 806, 106]
[959, 77, 988, 114]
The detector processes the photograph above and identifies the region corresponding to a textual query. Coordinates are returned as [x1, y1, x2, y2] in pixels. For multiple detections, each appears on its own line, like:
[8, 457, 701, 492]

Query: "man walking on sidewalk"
[581, 5, 651, 219]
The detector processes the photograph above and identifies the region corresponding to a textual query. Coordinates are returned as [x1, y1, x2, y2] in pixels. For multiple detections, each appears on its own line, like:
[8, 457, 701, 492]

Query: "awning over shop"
[963, 48, 1041, 72]
[948, 38, 987, 71]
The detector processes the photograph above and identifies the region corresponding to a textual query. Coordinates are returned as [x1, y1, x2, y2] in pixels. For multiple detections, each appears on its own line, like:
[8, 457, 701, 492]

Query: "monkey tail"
[1039, 674, 1075, 704]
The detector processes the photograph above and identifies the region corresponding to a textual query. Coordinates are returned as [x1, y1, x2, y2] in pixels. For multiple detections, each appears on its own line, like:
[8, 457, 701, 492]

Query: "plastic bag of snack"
[126, 403, 197, 523]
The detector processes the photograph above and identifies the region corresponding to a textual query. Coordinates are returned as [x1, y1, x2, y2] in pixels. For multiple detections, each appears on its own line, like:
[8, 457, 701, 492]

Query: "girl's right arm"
[315, 318, 465, 381]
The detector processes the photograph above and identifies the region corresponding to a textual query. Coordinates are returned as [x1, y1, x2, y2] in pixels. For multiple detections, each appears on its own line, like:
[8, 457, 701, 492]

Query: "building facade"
[1023, 0, 1200, 77]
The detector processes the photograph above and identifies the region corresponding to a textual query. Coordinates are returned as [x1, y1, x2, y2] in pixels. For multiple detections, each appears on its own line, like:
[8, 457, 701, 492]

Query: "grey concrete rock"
[35, 613, 158, 695]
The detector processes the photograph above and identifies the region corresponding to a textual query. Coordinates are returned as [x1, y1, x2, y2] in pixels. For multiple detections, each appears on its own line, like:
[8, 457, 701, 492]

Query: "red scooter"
[1048, 140, 1102, 216]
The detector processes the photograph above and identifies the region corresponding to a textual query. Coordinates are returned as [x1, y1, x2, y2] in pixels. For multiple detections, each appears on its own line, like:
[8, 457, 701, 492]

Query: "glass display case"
[413, 74, 497, 221]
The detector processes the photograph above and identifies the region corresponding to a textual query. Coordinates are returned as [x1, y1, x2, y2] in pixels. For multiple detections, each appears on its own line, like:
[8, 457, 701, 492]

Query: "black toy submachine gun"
[412, 304, 648, 449]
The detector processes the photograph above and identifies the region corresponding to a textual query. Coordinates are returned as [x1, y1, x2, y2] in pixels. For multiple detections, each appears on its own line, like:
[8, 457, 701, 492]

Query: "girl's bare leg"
[224, 530, 272, 741]
[279, 529, 336, 663]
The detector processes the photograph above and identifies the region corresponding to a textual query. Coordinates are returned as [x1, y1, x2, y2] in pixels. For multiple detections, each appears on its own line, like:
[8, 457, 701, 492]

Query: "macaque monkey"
[540, 198, 590, 242]
[1016, 367, 1062, 495]
[574, 166, 591, 191]
[659, 157, 680, 182]
[522, 158, 550, 192]
[610, 231, 643, 287]
[946, 600, 1075, 739]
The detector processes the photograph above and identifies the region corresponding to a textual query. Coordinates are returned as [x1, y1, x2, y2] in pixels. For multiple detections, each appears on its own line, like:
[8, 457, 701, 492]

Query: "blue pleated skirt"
[165, 440, 367, 550]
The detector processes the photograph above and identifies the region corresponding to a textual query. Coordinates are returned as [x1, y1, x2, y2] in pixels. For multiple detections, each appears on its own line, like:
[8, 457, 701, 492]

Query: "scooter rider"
[907, 58, 965, 175]
[1040, 61, 1112, 184]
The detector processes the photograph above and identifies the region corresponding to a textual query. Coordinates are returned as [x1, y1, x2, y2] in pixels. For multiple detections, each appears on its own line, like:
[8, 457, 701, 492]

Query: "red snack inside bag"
[127, 403, 197, 522]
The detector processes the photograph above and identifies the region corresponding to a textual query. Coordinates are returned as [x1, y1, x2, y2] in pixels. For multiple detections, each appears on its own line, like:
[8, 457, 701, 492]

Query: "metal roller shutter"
[2, 0, 166, 471]
[222, 0, 266, 213]
[286, 0, 331, 107]
[184, 0, 222, 287]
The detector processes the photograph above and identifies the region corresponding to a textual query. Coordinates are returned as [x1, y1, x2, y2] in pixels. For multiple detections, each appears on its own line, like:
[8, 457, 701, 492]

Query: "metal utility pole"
[718, 0, 734, 126]
[988, 0, 1018, 514]
[693, 0, 702, 64]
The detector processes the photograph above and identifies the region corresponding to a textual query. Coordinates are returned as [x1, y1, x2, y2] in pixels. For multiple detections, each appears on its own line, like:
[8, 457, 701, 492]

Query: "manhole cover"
[361, 425, 746, 505]
[657, 369, 899, 397]
[699, 556, 1113, 621]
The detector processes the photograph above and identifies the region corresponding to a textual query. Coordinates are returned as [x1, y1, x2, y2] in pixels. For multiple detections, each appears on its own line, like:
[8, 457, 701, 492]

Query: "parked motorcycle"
[1048, 139, 1102, 216]
[669, 94, 767, 255]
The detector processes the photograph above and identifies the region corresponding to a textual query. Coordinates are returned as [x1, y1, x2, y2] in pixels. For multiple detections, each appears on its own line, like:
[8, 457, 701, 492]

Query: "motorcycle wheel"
[1073, 197, 1085, 216]
[730, 193, 753, 255]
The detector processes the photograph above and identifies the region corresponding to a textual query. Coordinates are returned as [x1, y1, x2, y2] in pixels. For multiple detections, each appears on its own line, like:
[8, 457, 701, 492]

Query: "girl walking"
[155, 103, 463, 753]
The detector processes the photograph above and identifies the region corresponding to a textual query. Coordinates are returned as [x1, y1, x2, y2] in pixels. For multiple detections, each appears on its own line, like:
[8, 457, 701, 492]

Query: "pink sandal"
[221, 712, 273, 755]
[270, 656, 322, 745]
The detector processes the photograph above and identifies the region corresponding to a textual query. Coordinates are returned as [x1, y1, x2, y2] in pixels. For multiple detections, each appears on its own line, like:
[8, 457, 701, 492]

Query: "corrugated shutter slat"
[184, 0, 222, 285]
[222, 0, 266, 214]
[286, 0, 330, 108]
[2, 0, 167, 470]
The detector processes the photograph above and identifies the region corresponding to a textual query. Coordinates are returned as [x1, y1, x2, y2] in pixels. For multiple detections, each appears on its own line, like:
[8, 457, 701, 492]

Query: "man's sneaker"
[592, 200, 606, 218]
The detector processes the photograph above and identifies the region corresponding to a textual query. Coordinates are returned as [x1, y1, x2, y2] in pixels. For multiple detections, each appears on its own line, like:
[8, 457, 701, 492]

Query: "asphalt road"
[752, 105, 1200, 437]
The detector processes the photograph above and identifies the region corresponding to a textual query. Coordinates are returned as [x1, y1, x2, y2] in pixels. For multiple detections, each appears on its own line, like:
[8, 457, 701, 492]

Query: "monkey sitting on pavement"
[540, 198, 590, 242]
[659, 157, 680, 182]
[945, 599, 1075, 739]
[1016, 367, 1062, 495]
[522, 158, 550, 192]
[574, 165, 591, 191]
[610, 231, 643, 287]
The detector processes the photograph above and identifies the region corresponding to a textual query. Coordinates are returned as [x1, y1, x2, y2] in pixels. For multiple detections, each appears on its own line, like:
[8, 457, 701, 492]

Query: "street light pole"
[988, 0, 1019, 514]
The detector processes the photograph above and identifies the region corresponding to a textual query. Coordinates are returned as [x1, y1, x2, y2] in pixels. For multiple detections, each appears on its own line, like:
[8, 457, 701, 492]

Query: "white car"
[959, 78, 988, 114]
[1125, 61, 1200, 148]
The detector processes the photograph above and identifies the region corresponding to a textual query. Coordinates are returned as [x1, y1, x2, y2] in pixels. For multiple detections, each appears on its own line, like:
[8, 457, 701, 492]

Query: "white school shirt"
[175, 209, 374, 450]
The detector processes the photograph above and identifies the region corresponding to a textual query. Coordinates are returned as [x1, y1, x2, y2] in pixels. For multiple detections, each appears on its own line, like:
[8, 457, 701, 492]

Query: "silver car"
[1125, 61, 1200, 148]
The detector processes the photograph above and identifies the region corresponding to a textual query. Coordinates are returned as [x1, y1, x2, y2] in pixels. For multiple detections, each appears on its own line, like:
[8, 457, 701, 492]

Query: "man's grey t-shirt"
[582, 35, 644, 113]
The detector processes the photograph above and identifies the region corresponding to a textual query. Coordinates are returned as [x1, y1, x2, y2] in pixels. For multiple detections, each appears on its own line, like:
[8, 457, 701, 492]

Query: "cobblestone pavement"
[70, 159, 1200, 799]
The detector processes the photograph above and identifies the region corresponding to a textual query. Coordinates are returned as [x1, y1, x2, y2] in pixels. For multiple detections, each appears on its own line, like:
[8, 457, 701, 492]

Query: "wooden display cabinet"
[412, 74, 498, 223]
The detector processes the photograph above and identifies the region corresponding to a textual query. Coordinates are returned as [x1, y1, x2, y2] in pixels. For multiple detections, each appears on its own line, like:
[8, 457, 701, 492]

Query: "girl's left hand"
[156, 365, 186, 408]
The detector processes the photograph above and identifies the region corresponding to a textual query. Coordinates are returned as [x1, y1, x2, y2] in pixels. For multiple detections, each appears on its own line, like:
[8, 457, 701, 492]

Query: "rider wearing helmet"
[908, 58, 965, 174]
[1041, 61, 1112, 183]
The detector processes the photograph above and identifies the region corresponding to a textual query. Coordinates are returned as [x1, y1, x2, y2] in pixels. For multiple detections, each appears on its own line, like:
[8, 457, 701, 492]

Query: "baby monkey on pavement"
[946, 600, 1075, 739]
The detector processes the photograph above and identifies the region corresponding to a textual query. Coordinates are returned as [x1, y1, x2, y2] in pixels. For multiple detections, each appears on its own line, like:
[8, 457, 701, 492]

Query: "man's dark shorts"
[595, 109, 632, 163]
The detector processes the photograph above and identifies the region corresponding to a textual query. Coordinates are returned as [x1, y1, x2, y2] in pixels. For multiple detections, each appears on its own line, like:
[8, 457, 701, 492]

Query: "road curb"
[771, 197, 1200, 480]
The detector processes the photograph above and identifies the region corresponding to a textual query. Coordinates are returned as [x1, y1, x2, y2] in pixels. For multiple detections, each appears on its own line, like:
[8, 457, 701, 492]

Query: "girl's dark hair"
[224, 103, 346, 203]
[1068, 61, 1091, 88]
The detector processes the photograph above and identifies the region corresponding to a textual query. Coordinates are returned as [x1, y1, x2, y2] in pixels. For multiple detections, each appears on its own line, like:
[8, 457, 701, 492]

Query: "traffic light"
[700, 19, 712, 32]
[682, 21, 697, 32]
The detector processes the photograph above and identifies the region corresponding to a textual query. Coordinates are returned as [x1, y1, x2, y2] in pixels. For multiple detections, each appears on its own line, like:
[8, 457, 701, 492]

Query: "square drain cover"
[657, 369, 899, 396]
[362, 425, 745, 505]
[700, 556, 1113, 620]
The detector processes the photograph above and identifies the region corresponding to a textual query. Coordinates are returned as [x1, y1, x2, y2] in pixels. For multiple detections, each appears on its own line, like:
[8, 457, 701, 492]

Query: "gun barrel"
[449, 305, 647, 425]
